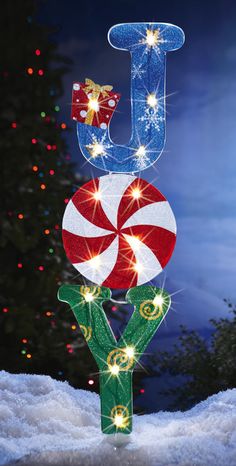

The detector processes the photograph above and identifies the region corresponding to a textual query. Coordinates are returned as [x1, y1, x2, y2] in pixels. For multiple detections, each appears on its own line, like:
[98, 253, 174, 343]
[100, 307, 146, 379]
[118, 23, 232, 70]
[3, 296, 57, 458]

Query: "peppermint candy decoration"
[62, 174, 176, 289]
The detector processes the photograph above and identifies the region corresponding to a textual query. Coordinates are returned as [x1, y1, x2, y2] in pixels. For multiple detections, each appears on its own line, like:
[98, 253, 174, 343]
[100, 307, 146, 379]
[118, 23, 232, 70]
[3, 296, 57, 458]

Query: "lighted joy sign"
[60, 21, 184, 436]
[76, 23, 184, 172]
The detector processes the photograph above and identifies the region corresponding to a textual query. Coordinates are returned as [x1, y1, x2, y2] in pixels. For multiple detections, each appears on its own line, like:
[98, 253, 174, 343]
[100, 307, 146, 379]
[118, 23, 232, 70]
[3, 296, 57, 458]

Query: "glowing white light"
[133, 262, 143, 273]
[135, 145, 146, 157]
[126, 235, 140, 251]
[88, 98, 100, 112]
[90, 143, 104, 158]
[124, 346, 135, 358]
[84, 292, 94, 303]
[93, 190, 102, 201]
[132, 188, 141, 199]
[147, 94, 158, 108]
[109, 364, 120, 376]
[114, 414, 124, 427]
[146, 29, 158, 47]
[89, 255, 101, 269]
[153, 294, 164, 307]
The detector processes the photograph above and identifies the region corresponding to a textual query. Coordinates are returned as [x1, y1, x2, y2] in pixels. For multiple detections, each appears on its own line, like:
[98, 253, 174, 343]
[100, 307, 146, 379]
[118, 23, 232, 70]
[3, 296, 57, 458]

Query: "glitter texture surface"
[76, 22, 184, 173]
[58, 284, 171, 434]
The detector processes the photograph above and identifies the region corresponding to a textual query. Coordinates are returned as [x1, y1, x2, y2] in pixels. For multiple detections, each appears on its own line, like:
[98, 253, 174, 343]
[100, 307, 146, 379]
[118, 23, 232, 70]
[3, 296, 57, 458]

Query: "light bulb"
[84, 292, 94, 303]
[89, 255, 101, 269]
[114, 414, 125, 428]
[93, 190, 102, 201]
[125, 235, 140, 251]
[91, 143, 104, 158]
[124, 346, 135, 358]
[109, 364, 120, 376]
[153, 294, 164, 307]
[135, 145, 146, 157]
[88, 98, 100, 112]
[133, 262, 143, 273]
[132, 188, 141, 199]
[147, 94, 158, 107]
[146, 29, 158, 47]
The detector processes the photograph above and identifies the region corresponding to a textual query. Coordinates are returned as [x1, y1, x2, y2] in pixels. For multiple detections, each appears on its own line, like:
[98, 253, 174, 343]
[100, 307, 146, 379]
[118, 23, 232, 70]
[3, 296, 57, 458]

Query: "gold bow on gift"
[84, 78, 113, 99]
[84, 78, 113, 125]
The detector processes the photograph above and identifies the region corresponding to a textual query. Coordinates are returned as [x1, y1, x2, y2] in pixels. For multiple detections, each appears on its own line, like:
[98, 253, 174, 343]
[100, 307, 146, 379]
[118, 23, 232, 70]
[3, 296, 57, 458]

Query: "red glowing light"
[31, 138, 37, 144]
[18, 213, 24, 219]
[38, 69, 44, 76]
[61, 123, 67, 129]
[111, 306, 117, 311]
[46, 144, 52, 151]
[44, 229, 50, 235]
[38, 265, 44, 271]
[49, 169, 55, 175]
[64, 198, 69, 204]
[140, 388, 145, 394]
[54, 224, 60, 230]
[52, 144, 57, 151]
[40, 184, 46, 190]
[32, 165, 38, 172]
[17, 263, 23, 269]
[3, 308, 8, 313]
[35, 49, 41, 56]
[22, 338, 28, 344]
[11, 122, 17, 128]
[27, 67, 33, 75]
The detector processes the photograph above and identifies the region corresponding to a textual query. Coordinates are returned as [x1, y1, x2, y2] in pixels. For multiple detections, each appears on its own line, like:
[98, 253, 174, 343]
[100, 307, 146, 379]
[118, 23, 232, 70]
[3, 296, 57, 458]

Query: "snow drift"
[0, 371, 235, 466]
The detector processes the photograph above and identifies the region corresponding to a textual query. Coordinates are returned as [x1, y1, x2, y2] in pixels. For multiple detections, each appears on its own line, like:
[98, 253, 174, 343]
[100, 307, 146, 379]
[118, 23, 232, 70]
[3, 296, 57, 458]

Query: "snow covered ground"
[0, 371, 236, 466]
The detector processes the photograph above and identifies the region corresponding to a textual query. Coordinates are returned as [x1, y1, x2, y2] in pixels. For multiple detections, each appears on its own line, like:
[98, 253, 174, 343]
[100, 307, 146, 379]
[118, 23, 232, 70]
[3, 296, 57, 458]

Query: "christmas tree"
[0, 0, 145, 401]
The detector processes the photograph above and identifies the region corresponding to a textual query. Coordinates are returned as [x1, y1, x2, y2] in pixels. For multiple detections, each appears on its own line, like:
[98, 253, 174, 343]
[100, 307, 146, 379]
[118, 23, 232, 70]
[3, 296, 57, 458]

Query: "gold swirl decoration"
[80, 325, 92, 341]
[139, 300, 164, 320]
[110, 405, 129, 428]
[107, 348, 134, 371]
[80, 286, 101, 300]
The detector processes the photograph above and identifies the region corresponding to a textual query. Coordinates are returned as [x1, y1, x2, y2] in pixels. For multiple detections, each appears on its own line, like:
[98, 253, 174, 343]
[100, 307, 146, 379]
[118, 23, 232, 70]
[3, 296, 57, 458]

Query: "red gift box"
[71, 78, 121, 129]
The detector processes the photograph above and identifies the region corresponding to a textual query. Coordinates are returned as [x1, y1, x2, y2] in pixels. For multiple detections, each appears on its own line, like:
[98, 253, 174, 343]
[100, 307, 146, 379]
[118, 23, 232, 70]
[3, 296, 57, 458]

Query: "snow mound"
[0, 371, 236, 466]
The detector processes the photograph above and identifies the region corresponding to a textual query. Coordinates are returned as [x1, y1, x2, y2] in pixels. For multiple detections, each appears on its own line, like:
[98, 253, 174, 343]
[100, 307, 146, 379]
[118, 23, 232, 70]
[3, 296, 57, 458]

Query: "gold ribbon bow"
[84, 78, 113, 125]
[84, 78, 113, 99]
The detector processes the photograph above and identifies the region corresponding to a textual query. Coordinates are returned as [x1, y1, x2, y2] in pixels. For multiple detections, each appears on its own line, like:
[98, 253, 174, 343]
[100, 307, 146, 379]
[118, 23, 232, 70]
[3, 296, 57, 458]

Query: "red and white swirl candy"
[62, 174, 176, 289]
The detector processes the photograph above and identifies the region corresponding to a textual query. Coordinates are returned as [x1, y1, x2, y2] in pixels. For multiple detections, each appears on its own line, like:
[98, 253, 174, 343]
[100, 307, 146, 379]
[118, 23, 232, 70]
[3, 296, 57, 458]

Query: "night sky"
[38, 0, 236, 312]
